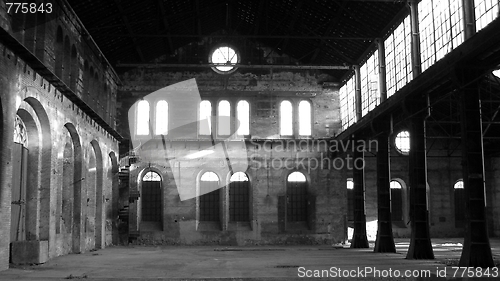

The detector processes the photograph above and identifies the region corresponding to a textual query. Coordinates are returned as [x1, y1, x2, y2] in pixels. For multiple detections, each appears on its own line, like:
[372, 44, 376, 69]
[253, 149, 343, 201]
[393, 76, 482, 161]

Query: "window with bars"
[419, 0, 464, 72]
[155, 100, 168, 135]
[340, 77, 356, 130]
[385, 15, 412, 96]
[280, 100, 293, 136]
[229, 172, 250, 222]
[199, 171, 220, 221]
[475, 0, 499, 32]
[199, 100, 212, 135]
[236, 100, 250, 136]
[361, 50, 379, 117]
[454, 179, 465, 227]
[390, 180, 403, 222]
[136, 100, 150, 135]
[286, 171, 307, 222]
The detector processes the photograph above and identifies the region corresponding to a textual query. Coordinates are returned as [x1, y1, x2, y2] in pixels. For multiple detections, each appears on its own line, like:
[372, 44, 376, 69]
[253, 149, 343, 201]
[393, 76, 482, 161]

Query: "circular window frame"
[394, 130, 410, 156]
[209, 44, 240, 74]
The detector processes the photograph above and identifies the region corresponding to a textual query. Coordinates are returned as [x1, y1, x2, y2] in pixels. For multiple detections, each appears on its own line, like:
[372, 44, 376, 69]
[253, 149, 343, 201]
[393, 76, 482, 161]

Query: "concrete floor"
[1, 238, 500, 280]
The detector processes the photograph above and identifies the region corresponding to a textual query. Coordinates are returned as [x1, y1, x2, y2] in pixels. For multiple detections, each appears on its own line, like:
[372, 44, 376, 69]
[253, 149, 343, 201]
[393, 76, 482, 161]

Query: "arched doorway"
[141, 171, 162, 230]
[199, 171, 220, 222]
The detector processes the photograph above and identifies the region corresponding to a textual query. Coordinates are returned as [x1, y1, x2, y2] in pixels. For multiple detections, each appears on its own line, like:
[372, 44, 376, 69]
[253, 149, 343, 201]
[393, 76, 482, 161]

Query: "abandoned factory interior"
[1, 0, 500, 275]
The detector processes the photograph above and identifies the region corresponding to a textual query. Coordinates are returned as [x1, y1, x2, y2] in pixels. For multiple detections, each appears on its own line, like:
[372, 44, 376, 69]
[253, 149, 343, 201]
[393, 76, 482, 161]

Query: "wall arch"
[90, 140, 104, 249]
[64, 123, 83, 253]
[108, 152, 119, 245]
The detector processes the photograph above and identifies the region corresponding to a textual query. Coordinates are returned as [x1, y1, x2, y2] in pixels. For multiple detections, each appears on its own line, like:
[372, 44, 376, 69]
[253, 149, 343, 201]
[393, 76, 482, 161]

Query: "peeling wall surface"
[0, 2, 119, 271]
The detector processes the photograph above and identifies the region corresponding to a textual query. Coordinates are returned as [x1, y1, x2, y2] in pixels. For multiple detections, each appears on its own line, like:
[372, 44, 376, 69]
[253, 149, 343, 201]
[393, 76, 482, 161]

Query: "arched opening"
[70, 45, 78, 92]
[141, 170, 162, 230]
[35, 13, 46, 60]
[218, 100, 230, 136]
[83, 61, 89, 96]
[90, 141, 104, 249]
[229, 172, 250, 222]
[286, 171, 307, 222]
[61, 131, 74, 237]
[454, 179, 465, 228]
[346, 179, 354, 222]
[199, 171, 220, 222]
[63, 36, 71, 85]
[199, 100, 212, 135]
[64, 123, 83, 253]
[298, 100, 312, 136]
[236, 100, 249, 136]
[55, 27, 64, 78]
[155, 100, 168, 135]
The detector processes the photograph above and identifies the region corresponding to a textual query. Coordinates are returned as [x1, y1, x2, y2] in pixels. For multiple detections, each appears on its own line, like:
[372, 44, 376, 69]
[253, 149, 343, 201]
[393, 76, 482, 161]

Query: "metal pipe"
[116, 63, 352, 70]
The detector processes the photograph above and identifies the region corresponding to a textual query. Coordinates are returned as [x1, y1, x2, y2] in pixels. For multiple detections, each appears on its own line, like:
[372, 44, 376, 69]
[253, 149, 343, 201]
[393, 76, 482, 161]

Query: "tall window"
[286, 171, 307, 222]
[199, 100, 212, 135]
[155, 100, 168, 135]
[298, 100, 311, 136]
[347, 179, 354, 221]
[136, 100, 150, 135]
[280, 100, 293, 136]
[236, 100, 250, 136]
[390, 180, 403, 221]
[229, 172, 250, 222]
[218, 100, 231, 135]
[141, 171, 162, 223]
[199, 171, 220, 221]
[454, 179, 465, 227]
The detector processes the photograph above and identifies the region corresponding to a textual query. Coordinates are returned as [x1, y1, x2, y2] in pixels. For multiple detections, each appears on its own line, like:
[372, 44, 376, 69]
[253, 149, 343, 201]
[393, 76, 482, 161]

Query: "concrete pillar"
[410, 0, 422, 78]
[458, 78, 494, 267]
[351, 141, 369, 248]
[374, 126, 396, 253]
[406, 99, 434, 259]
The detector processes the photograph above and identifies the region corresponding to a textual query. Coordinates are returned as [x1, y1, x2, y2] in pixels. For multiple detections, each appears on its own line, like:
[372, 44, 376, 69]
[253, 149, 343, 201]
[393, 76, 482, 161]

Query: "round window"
[394, 130, 410, 155]
[209, 45, 239, 74]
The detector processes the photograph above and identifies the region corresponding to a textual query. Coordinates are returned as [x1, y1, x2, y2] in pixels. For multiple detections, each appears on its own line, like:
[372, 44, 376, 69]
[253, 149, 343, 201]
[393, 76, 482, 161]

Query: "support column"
[351, 141, 369, 248]
[410, 0, 422, 77]
[406, 100, 434, 259]
[377, 38, 387, 102]
[462, 0, 476, 40]
[458, 78, 494, 267]
[374, 124, 396, 253]
[354, 65, 362, 121]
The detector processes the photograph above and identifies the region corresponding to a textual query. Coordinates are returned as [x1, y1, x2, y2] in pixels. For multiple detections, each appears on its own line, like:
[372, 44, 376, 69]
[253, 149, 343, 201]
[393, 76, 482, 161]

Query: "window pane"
[136, 100, 150, 135]
[280, 100, 293, 135]
[230, 172, 249, 182]
[199, 100, 212, 135]
[200, 171, 219, 182]
[395, 130, 410, 154]
[237, 100, 249, 135]
[298, 100, 311, 136]
[218, 100, 230, 135]
[155, 100, 168, 135]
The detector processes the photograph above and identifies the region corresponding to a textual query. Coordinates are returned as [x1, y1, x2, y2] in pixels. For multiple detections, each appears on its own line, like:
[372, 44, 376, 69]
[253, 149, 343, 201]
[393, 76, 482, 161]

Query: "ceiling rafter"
[113, 0, 145, 62]
[157, 0, 174, 52]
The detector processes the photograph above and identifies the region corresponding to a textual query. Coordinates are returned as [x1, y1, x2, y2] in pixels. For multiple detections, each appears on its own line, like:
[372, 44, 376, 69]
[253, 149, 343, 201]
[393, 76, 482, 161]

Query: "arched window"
[347, 179, 354, 221]
[236, 100, 250, 136]
[390, 180, 403, 221]
[395, 130, 410, 155]
[141, 171, 162, 224]
[218, 100, 231, 136]
[454, 179, 465, 227]
[286, 172, 307, 222]
[199, 171, 220, 221]
[280, 100, 293, 136]
[229, 172, 250, 222]
[199, 100, 212, 135]
[136, 100, 150, 135]
[14, 115, 28, 146]
[298, 100, 312, 136]
[155, 100, 168, 135]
